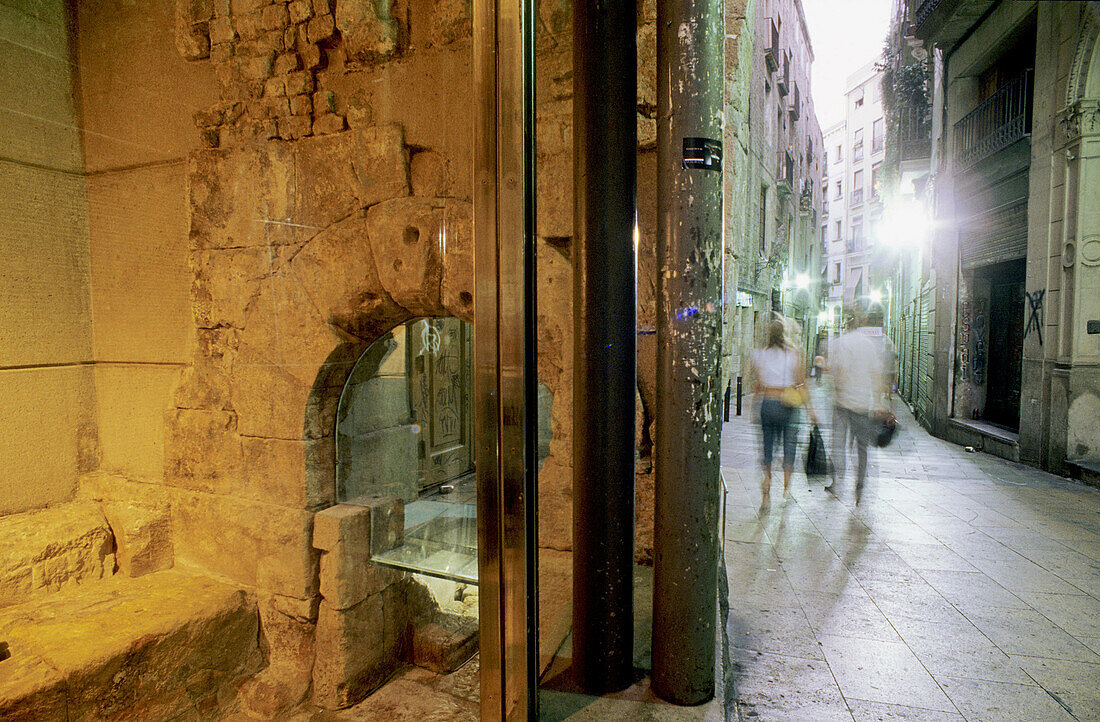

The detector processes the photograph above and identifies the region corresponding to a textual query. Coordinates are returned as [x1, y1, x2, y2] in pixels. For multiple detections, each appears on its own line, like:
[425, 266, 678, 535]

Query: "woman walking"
[750, 318, 818, 503]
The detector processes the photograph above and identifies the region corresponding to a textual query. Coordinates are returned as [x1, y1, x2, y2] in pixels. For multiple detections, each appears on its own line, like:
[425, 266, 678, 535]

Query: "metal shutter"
[960, 197, 1028, 270]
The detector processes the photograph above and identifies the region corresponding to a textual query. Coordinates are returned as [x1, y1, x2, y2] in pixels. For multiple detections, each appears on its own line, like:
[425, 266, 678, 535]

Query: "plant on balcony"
[878, 20, 932, 189]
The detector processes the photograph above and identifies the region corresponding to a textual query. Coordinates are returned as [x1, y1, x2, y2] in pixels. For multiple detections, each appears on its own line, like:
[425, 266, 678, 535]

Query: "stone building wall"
[0, 0, 97, 515]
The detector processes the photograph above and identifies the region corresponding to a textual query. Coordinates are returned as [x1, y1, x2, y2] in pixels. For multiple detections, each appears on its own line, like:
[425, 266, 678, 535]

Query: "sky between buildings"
[803, 0, 893, 128]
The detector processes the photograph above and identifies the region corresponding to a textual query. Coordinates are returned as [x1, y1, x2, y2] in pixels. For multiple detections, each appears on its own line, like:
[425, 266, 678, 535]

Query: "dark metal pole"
[572, 0, 637, 694]
[653, 0, 724, 705]
[736, 376, 743, 416]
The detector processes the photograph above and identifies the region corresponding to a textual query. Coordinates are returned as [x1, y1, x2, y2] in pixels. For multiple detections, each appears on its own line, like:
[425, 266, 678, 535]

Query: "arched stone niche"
[166, 122, 575, 711]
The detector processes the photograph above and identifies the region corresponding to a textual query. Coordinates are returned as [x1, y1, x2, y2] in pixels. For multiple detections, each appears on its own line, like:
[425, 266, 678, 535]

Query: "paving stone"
[937, 676, 1075, 721]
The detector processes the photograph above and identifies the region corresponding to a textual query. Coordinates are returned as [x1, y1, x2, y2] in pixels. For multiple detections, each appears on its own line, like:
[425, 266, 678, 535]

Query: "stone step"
[0, 569, 261, 721]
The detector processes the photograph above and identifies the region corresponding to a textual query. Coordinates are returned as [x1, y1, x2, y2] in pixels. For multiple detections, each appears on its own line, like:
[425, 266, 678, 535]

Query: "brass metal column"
[652, 0, 724, 705]
[473, 0, 537, 717]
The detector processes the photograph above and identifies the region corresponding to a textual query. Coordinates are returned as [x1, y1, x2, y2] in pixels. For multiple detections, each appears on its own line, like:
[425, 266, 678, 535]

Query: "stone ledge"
[0, 501, 115, 608]
[0, 569, 261, 721]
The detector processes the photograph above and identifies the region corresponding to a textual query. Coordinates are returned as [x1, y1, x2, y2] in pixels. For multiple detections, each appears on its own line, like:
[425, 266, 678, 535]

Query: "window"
[872, 118, 884, 153]
[852, 169, 863, 205]
[833, 262, 841, 284]
[834, 180, 842, 199]
[759, 186, 768, 252]
[852, 128, 864, 162]
[854, 90, 864, 109]
[835, 219, 842, 241]
[836, 144, 842, 161]
[849, 216, 863, 252]
[821, 225, 827, 249]
[871, 163, 881, 200]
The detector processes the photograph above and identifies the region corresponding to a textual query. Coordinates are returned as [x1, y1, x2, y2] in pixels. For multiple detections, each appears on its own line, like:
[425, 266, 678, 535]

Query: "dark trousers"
[831, 406, 876, 497]
[760, 399, 799, 470]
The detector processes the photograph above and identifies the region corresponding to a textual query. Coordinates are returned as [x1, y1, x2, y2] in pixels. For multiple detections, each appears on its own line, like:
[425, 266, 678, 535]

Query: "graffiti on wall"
[972, 299, 986, 386]
[1025, 289, 1045, 345]
[959, 301, 971, 379]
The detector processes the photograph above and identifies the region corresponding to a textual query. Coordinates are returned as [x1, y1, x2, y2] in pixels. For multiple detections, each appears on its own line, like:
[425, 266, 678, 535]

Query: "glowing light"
[878, 198, 930, 249]
[795, 273, 810, 289]
[869, 289, 883, 304]
[817, 310, 829, 324]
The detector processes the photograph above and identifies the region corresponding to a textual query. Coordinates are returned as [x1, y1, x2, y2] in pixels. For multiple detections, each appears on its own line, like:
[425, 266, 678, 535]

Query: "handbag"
[780, 384, 807, 408]
[874, 414, 898, 447]
[805, 424, 828, 477]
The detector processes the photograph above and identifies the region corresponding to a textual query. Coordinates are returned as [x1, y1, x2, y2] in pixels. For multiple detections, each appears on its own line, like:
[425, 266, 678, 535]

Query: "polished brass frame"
[473, 0, 537, 717]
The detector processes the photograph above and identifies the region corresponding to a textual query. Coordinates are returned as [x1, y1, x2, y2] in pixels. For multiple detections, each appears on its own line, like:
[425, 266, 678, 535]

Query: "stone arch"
[1066, 2, 1100, 105]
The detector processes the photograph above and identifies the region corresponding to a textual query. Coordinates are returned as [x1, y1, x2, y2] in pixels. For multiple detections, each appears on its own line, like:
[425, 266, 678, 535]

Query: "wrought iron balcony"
[777, 52, 790, 97]
[777, 148, 795, 192]
[954, 69, 1032, 171]
[899, 105, 931, 161]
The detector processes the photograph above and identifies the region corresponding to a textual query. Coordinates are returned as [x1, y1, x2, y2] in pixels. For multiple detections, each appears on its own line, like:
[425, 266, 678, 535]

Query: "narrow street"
[721, 391, 1100, 721]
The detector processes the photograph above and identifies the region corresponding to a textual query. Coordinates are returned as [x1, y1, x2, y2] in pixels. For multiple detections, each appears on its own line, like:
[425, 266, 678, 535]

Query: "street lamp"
[869, 289, 883, 305]
[795, 273, 810, 290]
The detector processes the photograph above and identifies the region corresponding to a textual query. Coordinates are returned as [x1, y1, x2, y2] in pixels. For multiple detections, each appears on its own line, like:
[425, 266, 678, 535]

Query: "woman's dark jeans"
[760, 398, 799, 470]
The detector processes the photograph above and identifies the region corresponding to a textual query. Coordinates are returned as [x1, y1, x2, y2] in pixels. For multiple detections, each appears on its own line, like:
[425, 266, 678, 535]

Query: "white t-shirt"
[752, 346, 800, 388]
[828, 327, 897, 413]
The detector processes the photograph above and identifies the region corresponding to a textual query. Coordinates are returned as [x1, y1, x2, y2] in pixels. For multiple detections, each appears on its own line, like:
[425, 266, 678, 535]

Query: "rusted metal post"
[652, 0, 724, 705]
[571, 0, 638, 695]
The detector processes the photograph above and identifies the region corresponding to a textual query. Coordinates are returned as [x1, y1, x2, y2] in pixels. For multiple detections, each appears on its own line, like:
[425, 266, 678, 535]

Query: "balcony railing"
[777, 148, 795, 190]
[954, 69, 1032, 171]
[899, 104, 932, 161]
[764, 18, 780, 73]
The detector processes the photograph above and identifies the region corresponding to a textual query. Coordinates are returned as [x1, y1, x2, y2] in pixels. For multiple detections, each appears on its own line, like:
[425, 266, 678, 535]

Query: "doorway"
[981, 260, 1025, 429]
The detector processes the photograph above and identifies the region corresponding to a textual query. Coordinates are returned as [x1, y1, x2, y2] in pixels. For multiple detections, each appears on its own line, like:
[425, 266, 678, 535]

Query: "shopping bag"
[805, 424, 828, 477]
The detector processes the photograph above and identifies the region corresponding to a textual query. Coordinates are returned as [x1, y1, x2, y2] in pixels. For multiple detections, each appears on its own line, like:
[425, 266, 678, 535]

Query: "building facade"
[892, 0, 1100, 475]
[729, 0, 823, 379]
[819, 62, 888, 331]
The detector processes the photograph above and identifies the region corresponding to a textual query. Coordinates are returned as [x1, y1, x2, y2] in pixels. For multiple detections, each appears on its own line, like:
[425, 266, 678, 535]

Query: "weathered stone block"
[261, 2, 290, 30]
[307, 12, 336, 44]
[289, 0, 313, 23]
[274, 51, 301, 75]
[284, 69, 314, 95]
[169, 489, 319, 600]
[0, 502, 114, 607]
[0, 570, 261, 721]
[429, 0, 471, 47]
[313, 89, 336, 114]
[410, 150, 446, 197]
[238, 594, 315, 717]
[234, 10, 263, 40]
[241, 53, 275, 81]
[312, 112, 346, 135]
[365, 196, 450, 314]
[240, 435, 336, 510]
[209, 16, 237, 44]
[313, 595, 392, 709]
[163, 408, 243, 494]
[411, 612, 478, 674]
[303, 43, 324, 69]
[344, 494, 404, 554]
[77, 472, 174, 579]
[175, 0, 211, 61]
[211, 41, 234, 62]
[336, 0, 398, 62]
[290, 124, 410, 230]
[278, 114, 313, 139]
[291, 93, 313, 116]
[264, 75, 286, 97]
[313, 504, 369, 553]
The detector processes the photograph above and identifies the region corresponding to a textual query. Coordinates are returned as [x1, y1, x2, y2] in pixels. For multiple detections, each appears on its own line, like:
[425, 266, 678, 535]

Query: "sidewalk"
[721, 392, 1100, 721]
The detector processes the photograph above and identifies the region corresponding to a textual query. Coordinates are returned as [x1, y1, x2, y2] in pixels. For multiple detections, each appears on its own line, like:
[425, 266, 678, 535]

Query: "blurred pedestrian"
[751, 318, 818, 504]
[825, 305, 897, 503]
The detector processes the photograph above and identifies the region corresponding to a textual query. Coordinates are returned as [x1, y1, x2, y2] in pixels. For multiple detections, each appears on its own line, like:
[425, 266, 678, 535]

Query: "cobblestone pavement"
[721, 389, 1100, 721]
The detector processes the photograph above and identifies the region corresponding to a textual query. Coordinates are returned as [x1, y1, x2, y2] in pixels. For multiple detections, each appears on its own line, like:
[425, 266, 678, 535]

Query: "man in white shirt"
[825, 306, 897, 503]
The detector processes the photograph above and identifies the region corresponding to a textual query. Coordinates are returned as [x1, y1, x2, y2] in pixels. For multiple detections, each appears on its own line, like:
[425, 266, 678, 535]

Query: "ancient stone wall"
[0, 1, 97, 515]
